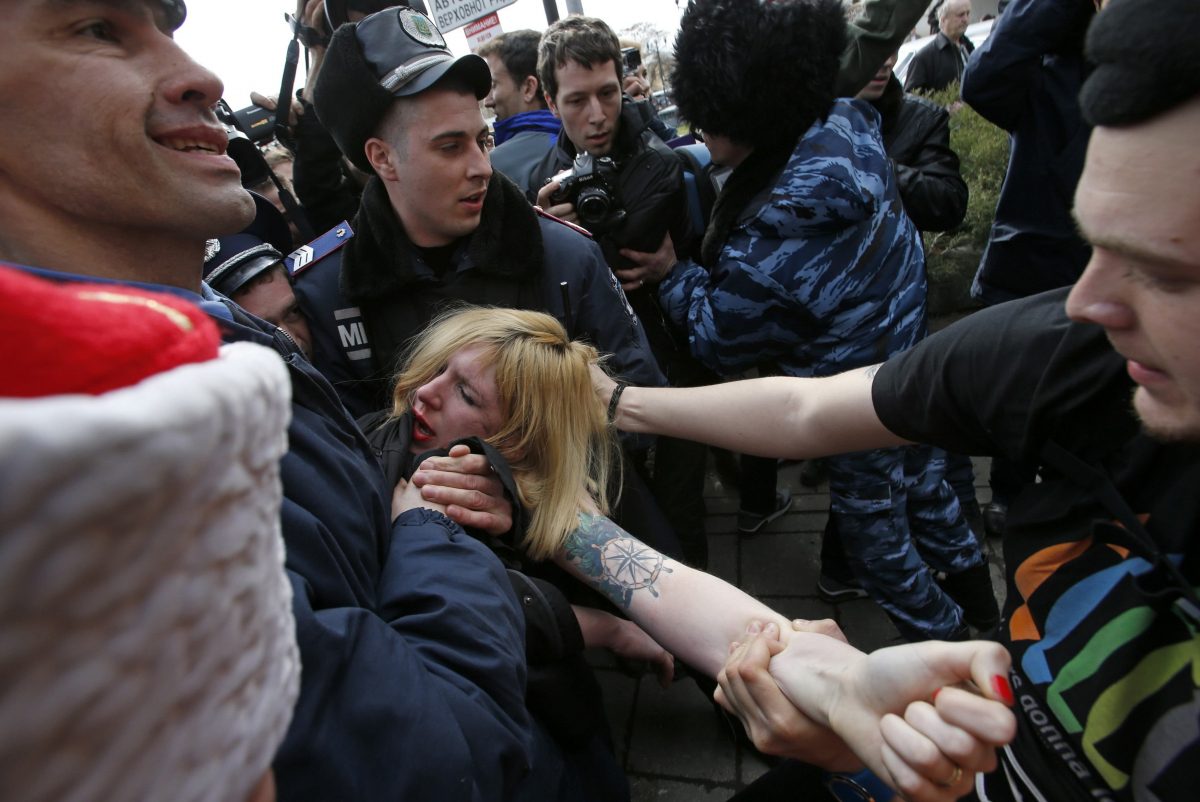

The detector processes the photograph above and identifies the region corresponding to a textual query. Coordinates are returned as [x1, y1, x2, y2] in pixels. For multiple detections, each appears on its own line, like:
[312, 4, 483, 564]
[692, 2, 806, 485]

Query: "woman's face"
[409, 344, 504, 452]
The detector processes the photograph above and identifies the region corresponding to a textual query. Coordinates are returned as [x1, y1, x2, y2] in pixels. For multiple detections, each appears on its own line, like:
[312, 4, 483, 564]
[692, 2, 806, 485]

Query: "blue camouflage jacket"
[659, 99, 928, 378]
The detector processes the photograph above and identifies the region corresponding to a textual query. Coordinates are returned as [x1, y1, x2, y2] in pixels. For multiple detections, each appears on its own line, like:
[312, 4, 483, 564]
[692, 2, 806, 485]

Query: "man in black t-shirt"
[600, 0, 1200, 797]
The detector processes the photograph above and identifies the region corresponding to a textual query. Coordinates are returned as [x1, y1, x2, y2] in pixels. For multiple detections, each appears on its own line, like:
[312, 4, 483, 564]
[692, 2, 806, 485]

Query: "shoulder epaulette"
[533, 207, 593, 239]
[287, 221, 355, 277]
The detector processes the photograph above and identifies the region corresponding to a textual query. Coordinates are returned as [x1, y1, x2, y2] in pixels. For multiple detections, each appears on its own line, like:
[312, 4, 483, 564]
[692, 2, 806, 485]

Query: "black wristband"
[607, 382, 628, 423]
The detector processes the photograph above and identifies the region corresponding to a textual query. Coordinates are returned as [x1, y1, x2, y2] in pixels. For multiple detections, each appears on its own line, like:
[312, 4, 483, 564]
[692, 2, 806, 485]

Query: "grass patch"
[917, 83, 1010, 315]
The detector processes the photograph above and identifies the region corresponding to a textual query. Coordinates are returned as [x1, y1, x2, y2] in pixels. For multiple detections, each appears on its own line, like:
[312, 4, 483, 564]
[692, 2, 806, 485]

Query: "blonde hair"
[391, 307, 618, 561]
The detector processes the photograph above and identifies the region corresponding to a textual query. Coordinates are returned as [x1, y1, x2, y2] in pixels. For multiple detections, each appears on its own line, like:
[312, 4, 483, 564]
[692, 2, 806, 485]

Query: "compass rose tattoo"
[562, 512, 673, 610]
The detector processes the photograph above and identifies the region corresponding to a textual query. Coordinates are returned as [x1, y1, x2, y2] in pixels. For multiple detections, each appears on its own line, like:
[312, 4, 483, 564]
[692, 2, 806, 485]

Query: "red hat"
[0, 265, 219, 398]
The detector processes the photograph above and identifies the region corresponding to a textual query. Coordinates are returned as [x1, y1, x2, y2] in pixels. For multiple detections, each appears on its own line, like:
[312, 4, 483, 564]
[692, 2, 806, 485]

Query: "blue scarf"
[492, 109, 561, 146]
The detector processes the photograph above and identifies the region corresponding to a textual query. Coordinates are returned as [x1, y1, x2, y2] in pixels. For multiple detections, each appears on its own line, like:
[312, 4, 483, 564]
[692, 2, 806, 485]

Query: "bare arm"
[555, 509, 793, 678]
[597, 366, 909, 460]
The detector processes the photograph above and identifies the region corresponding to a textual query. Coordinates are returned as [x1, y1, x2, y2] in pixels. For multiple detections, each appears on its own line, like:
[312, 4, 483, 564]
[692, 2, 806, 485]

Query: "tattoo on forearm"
[562, 512, 673, 610]
[864, 364, 881, 380]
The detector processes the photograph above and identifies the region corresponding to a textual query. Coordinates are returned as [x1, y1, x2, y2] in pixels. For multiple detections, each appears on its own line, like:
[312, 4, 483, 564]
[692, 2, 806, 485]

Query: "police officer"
[203, 192, 312, 359]
[290, 7, 685, 574]
[292, 6, 664, 420]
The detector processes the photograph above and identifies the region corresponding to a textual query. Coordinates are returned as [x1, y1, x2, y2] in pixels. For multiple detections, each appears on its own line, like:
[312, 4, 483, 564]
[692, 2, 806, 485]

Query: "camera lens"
[575, 187, 612, 224]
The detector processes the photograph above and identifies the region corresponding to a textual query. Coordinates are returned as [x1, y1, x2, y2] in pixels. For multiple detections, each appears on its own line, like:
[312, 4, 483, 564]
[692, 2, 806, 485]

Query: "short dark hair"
[537, 16, 622, 103]
[372, 71, 483, 160]
[478, 30, 547, 109]
[1079, 0, 1200, 127]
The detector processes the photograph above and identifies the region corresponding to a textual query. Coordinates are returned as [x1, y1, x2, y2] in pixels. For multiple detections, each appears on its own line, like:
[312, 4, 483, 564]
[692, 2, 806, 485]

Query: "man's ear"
[520, 75, 540, 105]
[364, 137, 398, 181]
[544, 91, 560, 119]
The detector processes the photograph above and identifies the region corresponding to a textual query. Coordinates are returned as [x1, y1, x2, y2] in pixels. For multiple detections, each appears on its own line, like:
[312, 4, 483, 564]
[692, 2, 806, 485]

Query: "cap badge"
[399, 8, 447, 49]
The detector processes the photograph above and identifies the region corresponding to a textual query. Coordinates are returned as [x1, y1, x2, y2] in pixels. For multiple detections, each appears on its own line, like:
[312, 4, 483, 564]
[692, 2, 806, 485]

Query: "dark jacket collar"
[936, 31, 973, 50]
[340, 170, 544, 304]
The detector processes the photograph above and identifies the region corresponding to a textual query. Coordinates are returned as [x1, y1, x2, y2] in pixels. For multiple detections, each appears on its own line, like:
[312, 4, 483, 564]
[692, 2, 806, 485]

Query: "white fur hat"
[0, 342, 300, 802]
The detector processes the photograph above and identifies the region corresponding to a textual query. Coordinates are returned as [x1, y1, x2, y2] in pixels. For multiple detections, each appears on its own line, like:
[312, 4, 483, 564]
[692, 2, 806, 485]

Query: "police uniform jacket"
[222, 306, 535, 802]
[292, 170, 665, 419]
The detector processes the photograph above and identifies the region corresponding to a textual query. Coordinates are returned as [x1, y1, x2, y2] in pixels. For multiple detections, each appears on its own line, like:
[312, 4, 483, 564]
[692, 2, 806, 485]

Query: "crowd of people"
[1, 0, 1197, 801]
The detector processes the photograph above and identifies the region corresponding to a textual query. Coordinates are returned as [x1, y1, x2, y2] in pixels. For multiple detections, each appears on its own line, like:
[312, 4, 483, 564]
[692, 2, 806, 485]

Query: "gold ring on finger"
[938, 765, 963, 788]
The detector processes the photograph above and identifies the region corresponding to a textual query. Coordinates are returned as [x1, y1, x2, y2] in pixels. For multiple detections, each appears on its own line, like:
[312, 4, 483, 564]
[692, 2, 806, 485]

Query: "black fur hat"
[671, 0, 846, 150]
[1079, 0, 1200, 127]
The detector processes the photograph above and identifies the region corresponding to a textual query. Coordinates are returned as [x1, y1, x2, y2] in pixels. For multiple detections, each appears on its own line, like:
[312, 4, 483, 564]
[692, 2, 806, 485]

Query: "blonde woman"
[371, 307, 1015, 802]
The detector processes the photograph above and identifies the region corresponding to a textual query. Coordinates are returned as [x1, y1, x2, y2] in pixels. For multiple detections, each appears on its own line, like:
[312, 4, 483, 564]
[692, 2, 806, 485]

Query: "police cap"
[203, 193, 291, 297]
[312, 6, 490, 173]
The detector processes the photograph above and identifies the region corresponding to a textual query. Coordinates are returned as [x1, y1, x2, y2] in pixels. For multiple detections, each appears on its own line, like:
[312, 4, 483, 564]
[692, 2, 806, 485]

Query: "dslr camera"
[215, 100, 274, 188]
[217, 101, 277, 145]
[550, 152, 625, 232]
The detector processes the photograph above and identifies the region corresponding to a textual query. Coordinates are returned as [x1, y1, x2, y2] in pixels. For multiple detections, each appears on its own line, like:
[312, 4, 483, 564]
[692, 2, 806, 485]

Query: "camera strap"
[277, 14, 303, 142]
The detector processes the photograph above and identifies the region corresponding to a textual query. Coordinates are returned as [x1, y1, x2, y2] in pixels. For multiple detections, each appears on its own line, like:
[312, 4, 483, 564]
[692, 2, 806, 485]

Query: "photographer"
[529, 16, 712, 567]
[216, 97, 312, 247]
[530, 18, 692, 285]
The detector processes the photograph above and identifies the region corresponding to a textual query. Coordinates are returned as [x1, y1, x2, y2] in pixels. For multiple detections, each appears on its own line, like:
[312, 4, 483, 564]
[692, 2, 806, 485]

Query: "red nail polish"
[991, 674, 1014, 705]
[931, 688, 942, 703]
